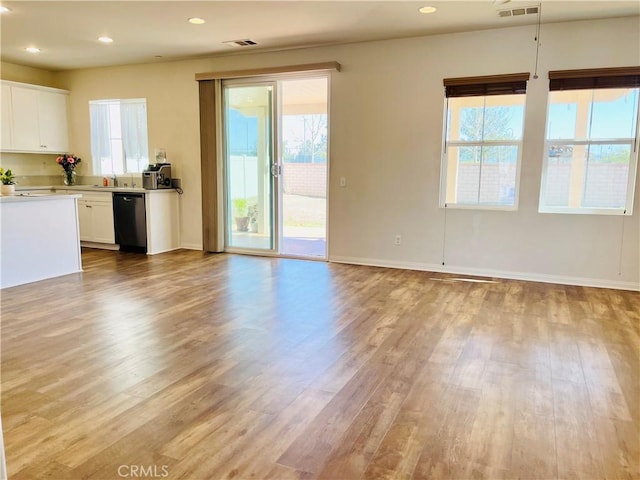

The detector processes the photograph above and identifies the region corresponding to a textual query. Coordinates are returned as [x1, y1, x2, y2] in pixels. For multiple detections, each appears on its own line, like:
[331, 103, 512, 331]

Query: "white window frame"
[89, 98, 149, 175]
[539, 88, 640, 215]
[440, 94, 527, 211]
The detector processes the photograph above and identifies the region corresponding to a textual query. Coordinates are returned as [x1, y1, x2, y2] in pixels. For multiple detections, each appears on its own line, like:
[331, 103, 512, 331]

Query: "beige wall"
[62, 62, 203, 248]
[60, 16, 640, 287]
[0, 61, 60, 87]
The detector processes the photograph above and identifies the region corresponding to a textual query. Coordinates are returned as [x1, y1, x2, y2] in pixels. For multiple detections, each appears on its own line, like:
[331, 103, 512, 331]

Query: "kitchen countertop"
[0, 193, 82, 203]
[15, 185, 177, 194]
[64, 185, 148, 193]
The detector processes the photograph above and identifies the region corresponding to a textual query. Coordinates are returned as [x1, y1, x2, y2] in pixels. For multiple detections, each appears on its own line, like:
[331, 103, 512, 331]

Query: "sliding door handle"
[270, 164, 282, 177]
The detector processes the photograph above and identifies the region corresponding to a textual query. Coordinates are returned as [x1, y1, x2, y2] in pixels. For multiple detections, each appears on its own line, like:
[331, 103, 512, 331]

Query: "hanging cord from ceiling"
[533, 2, 543, 79]
[441, 203, 448, 266]
[618, 211, 627, 276]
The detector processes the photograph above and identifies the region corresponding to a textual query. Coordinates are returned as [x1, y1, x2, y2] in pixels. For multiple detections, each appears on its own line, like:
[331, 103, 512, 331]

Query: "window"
[89, 99, 149, 175]
[441, 73, 529, 209]
[540, 67, 640, 214]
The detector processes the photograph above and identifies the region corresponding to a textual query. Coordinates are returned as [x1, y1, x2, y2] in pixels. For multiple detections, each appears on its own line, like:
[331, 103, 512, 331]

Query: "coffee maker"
[142, 163, 172, 190]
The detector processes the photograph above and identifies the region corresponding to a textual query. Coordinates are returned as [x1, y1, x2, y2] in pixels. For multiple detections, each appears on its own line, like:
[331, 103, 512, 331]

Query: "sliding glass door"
[223, 76, 328, 258]
[224, 83, 275, 252]
[279, 77, 328, 258]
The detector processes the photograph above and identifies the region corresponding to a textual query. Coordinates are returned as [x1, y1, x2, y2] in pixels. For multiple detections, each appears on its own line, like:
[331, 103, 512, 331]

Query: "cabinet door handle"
[86, 205, 92, 208]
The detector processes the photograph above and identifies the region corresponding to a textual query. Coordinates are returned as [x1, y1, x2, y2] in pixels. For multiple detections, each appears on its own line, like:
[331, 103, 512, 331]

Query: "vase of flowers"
[57, 154, 81, 186]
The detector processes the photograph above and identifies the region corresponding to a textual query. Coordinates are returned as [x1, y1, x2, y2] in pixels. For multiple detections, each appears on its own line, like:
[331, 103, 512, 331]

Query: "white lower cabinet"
[77, 192, 115, 244]
[77, 200, 92, 240]
[90, 202, 116, 244]
[146, 191, 180, 254]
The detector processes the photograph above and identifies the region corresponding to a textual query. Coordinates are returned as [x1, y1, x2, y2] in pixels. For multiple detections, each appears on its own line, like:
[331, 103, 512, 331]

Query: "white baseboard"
[80, 241, 119, 251]
[179, 243, 203, 251]
[329, 255, 640, 291]
[147, 247, 182, 256]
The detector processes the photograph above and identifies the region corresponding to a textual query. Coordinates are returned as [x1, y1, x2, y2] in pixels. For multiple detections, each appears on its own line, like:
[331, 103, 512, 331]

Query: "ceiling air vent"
[498, 5, 539, 17]
[223, 39, 258, 47]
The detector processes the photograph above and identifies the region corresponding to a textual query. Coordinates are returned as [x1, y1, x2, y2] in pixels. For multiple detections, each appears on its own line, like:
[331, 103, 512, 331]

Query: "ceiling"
[1, 1, 638, 71]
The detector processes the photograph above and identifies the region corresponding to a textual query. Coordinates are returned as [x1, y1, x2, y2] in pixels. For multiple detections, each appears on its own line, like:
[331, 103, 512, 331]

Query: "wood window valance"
[443, 73, 530, 98]
[549, 66, 640, 91]
[195, 61, 340, 82]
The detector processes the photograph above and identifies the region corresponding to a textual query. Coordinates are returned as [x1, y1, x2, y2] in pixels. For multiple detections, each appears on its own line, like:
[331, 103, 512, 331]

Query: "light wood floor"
[1, 249, 638, 479]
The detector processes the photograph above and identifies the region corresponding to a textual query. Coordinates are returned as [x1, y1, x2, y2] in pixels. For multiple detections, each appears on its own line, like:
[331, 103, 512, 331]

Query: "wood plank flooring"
[1, 249, 639, 479]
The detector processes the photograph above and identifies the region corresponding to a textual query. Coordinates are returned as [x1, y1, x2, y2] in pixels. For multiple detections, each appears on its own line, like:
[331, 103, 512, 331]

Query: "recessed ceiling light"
[0, 6, 11, 13]
[25, 47, 41, 54]
[419, 6, 437, 14]
[188, 17, 205, 24]
[98, 36, 114, 43]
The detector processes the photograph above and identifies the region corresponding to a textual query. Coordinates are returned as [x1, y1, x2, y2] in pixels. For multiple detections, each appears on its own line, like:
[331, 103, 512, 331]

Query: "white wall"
[60, 16, 640, 289]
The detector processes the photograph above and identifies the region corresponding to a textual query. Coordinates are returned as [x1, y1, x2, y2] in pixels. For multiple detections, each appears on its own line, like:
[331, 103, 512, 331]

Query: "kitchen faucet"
[112, 174, 118, 187]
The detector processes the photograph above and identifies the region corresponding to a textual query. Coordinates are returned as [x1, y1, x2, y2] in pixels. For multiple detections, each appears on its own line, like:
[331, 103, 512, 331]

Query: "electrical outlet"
[395, 234, 402, 245]
[339, 176, 346, 187]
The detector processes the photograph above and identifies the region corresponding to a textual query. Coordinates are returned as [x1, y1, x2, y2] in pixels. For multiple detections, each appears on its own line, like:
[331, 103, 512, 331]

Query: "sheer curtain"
[90, 99, 149, 174]
[89, 102, 112, 173]
[121, 101, 149, 172]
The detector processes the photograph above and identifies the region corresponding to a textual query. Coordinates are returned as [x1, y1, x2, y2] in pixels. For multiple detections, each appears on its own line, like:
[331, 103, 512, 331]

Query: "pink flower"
[56, 156, 62, 163]
[68, 158, 75, 164]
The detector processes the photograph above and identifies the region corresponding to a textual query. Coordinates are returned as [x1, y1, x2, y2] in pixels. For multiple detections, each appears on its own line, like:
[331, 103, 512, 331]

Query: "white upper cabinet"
[37, 90, 69, 152]
[1, 81, 69, 153]
[1, 84, 12, 149]
[11, 87, 40, 150]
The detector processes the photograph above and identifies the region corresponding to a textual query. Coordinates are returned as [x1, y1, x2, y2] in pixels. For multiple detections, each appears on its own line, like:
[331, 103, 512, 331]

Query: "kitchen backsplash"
[9, 174, 143, 187]
[0, 153, 142, 187]
[0, 152, 62, 176]
[11, 174, 65, 186]
[77, 175, 144, 188]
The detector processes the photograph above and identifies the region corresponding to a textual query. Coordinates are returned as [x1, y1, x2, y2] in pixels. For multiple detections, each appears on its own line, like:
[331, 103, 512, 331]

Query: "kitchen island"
[0, 193, 82, 288]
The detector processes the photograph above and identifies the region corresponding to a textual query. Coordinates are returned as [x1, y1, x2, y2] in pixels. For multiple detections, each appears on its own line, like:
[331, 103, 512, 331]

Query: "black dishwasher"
[113, 193, 147, 252]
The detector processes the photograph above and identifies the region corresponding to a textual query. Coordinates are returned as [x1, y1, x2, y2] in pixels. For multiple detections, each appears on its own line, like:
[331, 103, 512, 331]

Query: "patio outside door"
[279, 77, 328, 258]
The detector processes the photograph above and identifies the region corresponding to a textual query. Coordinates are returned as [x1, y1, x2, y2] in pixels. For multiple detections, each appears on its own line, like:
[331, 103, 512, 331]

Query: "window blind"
[443, 73, 530, 98]
[549, 66, 640, 91]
